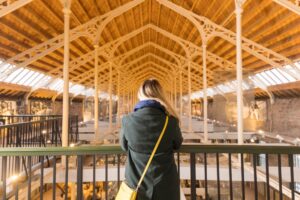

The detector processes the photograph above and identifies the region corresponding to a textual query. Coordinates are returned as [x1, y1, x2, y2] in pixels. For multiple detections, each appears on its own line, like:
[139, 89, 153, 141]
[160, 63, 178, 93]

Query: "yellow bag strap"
[136, 115, 169, 191]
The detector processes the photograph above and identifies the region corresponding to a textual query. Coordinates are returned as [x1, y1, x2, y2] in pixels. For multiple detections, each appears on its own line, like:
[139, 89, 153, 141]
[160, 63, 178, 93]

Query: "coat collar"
[134, 99, 166, 113]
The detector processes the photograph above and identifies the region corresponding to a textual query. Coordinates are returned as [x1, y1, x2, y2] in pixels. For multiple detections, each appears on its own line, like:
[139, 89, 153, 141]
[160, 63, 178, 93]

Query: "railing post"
[204, 153, 208, 199]
[216, 153, 220, 200]
[190, 153, 196, 200]
[289, 154, 295, 200]
[117, 154, 121, 189]
[64, 155, 69, 200]
[253, 154, 258, 200]
[240, 153, 245, 200]
[93, 155, 96, 200]
[40, 155, 44, 200]
[53, 156, 57, 200]
[265, 154, 270, 200]
[77, 155, 83, 200]
[105, 154, 108, 200]
[27, 156, 32, 200]
[1, 156, 7, 200]
[278, 154, 283, 200]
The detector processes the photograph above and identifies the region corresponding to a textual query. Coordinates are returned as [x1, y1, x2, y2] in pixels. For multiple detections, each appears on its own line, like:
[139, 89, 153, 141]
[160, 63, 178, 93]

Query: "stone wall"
[205, 96, 300, 138]
[266, 98, 300, 137]
[208, 96, 300, 137]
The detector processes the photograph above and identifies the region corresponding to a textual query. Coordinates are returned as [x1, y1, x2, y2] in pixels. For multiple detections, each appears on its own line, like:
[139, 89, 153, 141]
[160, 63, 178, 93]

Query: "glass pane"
[260, 72, 276, 85]
[271, 69, 288, 83]
[18, 70, 34, 85]
[0, 63, 11, 74]
[26, 73, 42, 86]
[278, 68, 296, 82]
[35, 76, 52, 88]
[256, 74, 271, 86]
[6, 68, 25, 83]
[295, 62, 300, 69]
[265, 70, 282, 84]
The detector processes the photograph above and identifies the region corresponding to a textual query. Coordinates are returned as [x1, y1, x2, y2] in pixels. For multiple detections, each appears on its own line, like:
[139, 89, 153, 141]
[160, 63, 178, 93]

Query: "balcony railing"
[0, 115, 62, 125]
[0, 144, 299, 200]
[0, 115, 79, 147]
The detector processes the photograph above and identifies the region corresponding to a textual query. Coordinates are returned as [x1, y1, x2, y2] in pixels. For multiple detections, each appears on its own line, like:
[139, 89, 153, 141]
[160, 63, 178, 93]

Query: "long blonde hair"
[138, 79, 179, 120]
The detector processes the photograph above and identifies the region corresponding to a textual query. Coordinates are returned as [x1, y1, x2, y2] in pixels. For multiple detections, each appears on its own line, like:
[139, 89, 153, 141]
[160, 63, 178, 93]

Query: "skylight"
[0, 62, 95, 97]
[1, 60, 300, 100]
[190, 61, 300, 100]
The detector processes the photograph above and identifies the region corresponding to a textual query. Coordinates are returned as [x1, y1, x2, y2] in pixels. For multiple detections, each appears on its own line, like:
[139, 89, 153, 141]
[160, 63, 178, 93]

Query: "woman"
[120, 79, 183, 200]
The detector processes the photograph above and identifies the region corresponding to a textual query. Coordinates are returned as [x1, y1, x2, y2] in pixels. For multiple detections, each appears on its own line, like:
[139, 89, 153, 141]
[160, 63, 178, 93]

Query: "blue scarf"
[134, 99, 166, 113]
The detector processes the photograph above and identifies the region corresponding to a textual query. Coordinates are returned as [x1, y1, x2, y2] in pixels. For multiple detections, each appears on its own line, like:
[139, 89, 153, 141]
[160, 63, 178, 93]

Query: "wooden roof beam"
[0, 0, 32, 18]
[72, 41, 208, 87]
[128, 61, 174, 78]
[84, 52, 178, 87]
[268, 80, 300, 91]
[0, 0, 144, 78]
[50, 24, 235, 78]
[123, 57, 202, 87]
[74, 53, 151, 85]
[129, 63, 170, 81]
[273, 0, 300, 16]
[124, 71, 170, 93]
[73, 43, 180, 86]
[148, 24, 235, 70]
[48, 24, 152, 76]
[157, 0, 296, 68]
[0, 81, 30, 92]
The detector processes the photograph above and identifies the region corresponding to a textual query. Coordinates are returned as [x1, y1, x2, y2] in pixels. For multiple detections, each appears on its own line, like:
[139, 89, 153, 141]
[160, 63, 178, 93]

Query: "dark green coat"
[120, 107, 183, 200]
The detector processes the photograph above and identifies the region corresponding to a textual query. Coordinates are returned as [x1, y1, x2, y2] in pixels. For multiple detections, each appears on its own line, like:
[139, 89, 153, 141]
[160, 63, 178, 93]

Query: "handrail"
[0, 115, 61, 117]
[0, 117, 62, 128]
[0, 144, 300, 156]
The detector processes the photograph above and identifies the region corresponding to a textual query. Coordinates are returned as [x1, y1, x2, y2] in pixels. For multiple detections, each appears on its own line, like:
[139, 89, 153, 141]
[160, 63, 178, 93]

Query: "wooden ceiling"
[0, 0, 300, 99]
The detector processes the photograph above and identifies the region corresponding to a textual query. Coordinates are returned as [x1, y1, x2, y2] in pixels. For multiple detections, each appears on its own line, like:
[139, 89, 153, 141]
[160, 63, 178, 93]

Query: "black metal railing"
[0, 115, 79, 185]
[0, 115, 78, 147]
[0, 115, 62, 125]
[0, 144, 299, 200]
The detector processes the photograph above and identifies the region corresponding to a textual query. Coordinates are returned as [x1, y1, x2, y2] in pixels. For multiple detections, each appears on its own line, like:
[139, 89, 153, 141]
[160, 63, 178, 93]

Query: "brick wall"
[206, 96, 300, 138]
[266, 98, 300, 137]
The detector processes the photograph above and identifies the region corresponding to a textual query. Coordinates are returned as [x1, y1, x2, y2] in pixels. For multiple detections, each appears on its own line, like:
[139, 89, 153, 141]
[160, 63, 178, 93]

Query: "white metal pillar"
[180, 71, 183, 121]
[94, 45, 99, 140]
[174, 76, 177, 111]
[109, 62, 113, 132]
[130, 90, 133, 111]
[133, 90, 135, 109]
[235, 0, 244, 144]
[188, 60, 192, 132]
[202, 42, 208, 143]
[62, 0, 71, 148]
[117, 72, 121, 127]
[130, 90, 132, 111]
[82, 98, 85, 121]
[134, 89, 137, 105]
[126, 91, 129, 114]
[172, 79, 174, 107]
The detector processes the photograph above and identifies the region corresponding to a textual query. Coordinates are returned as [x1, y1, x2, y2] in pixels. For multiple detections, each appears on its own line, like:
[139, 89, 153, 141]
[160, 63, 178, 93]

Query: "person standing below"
[120, 79, 183, 200]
